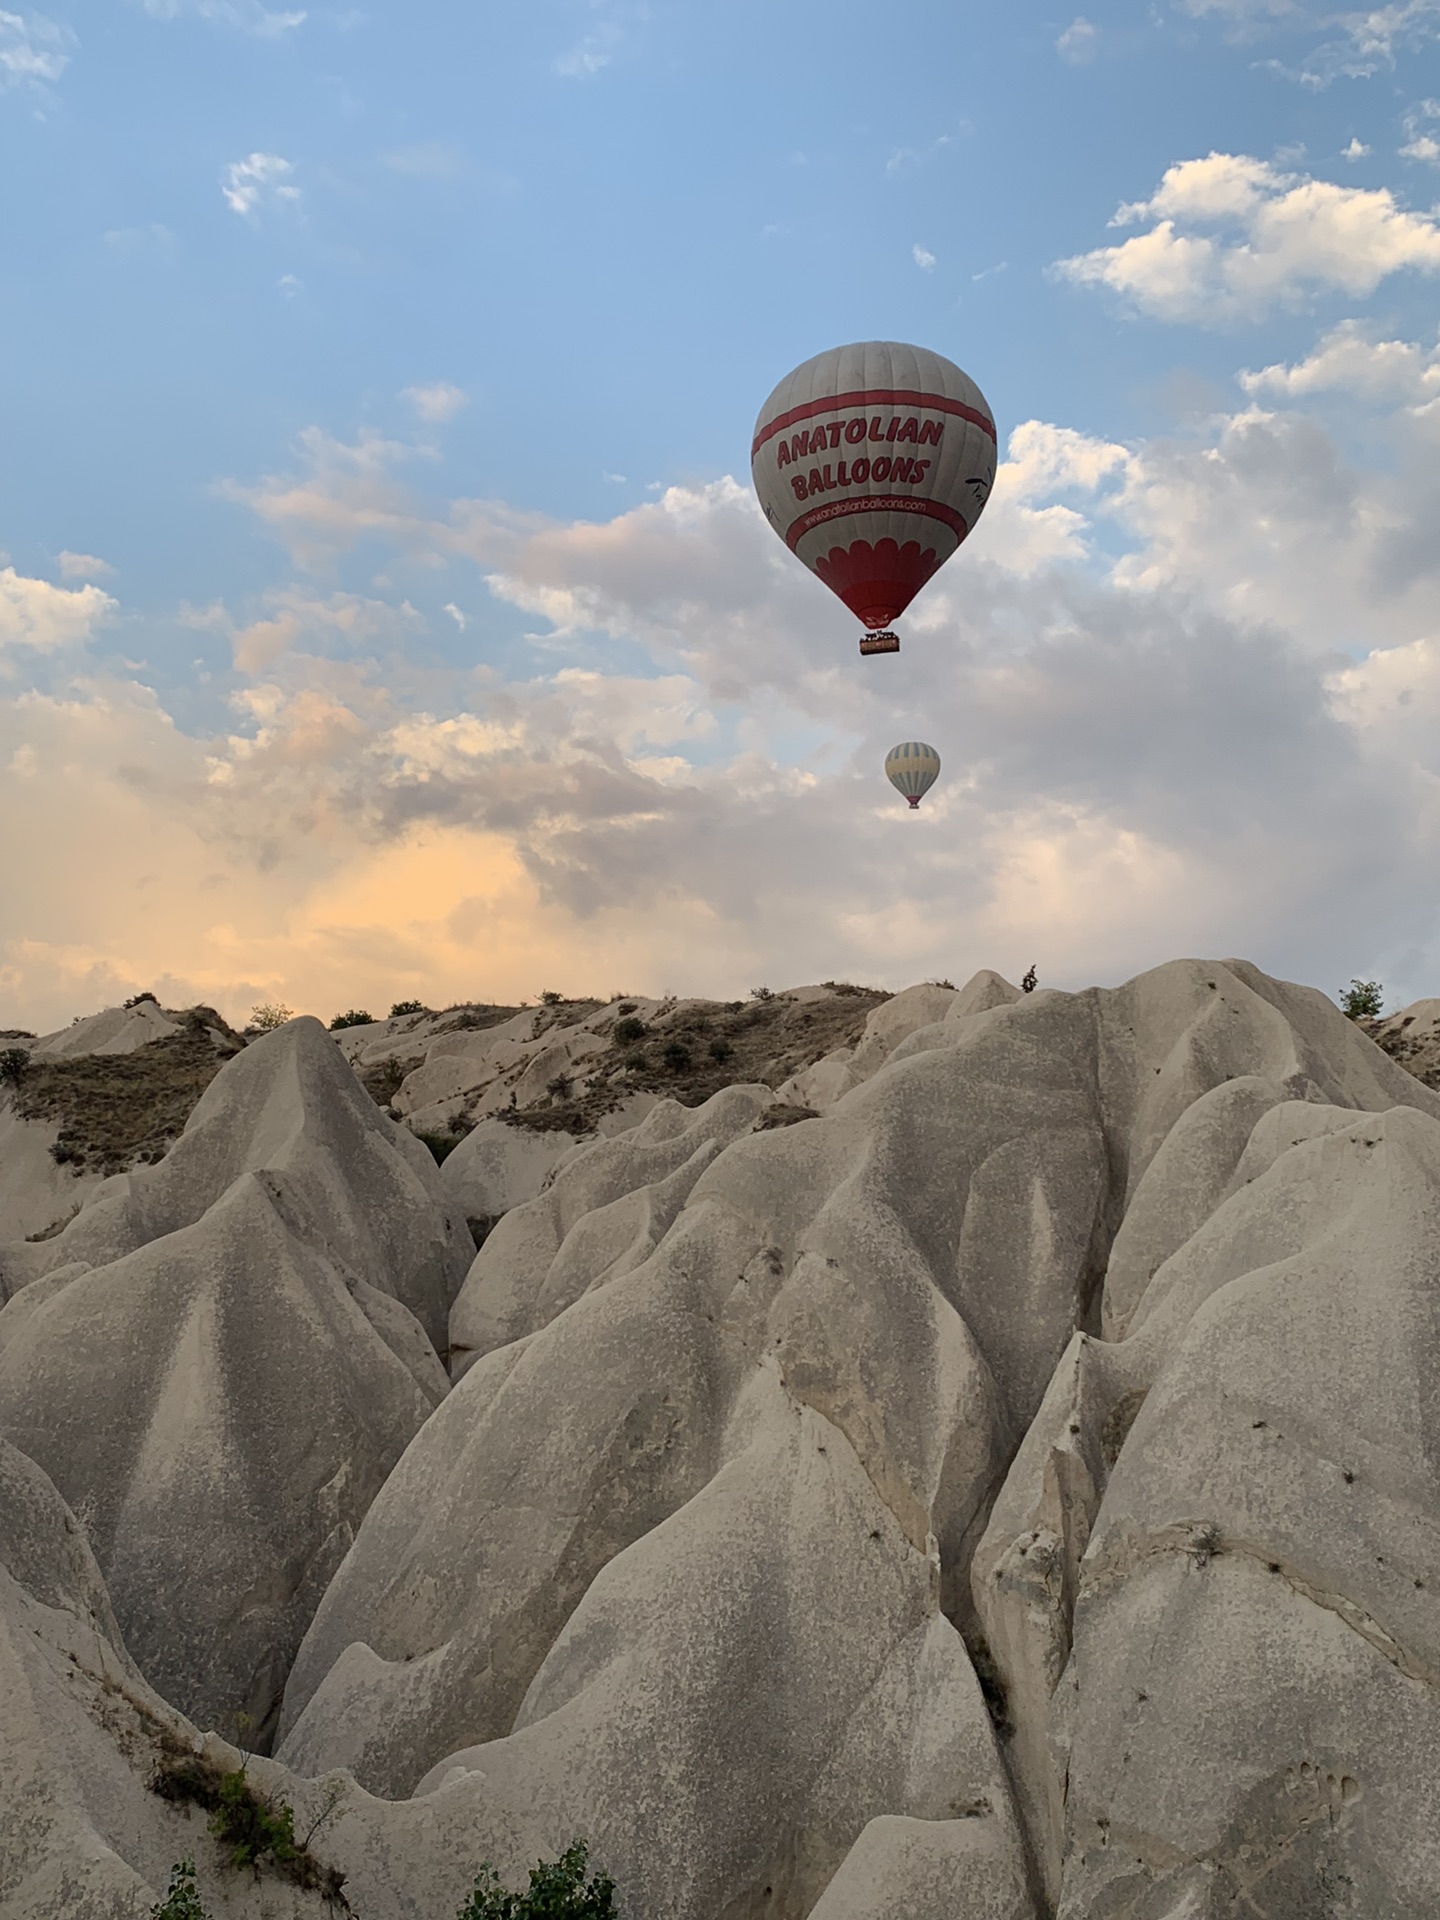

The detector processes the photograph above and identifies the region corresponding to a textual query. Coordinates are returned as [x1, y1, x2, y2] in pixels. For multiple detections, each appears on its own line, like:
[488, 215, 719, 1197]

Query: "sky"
[4, 0, 1440, 1029]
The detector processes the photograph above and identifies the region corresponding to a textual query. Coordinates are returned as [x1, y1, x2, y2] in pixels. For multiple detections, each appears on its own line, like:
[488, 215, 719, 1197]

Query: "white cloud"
[1179, 0, 1440, 81]
[0, 8, 72, 89]
[221, 151, 300, 218]
[20, 336, 1440, 1027]
[1401, 98, 1440, 161]
[402, 382, 469, 425]
[1057, 15, 1099, 61]
[1056, 150, 1440, 322]
[912, 243, 937, 271]
[1342, 136, 1371, 158]
[0, 568, 114, 653]
[57, 551, 113, 580]
[443, 603, 466, 630]
[1241, 319, 1440, 400]
[277, 273, 302, 296]
[140, 0, 305, 36]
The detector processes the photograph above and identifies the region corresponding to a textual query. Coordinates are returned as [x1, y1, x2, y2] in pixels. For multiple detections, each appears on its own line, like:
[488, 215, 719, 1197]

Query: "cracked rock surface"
[2, 960, 1438, 1918]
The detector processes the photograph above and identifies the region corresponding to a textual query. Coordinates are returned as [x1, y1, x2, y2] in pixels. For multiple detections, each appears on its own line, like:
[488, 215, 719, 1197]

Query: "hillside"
[1, 960, 1437, 1919]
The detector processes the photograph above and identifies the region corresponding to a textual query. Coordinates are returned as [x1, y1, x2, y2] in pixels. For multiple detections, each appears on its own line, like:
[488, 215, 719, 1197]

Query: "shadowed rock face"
[3, 959, 1440, 1920]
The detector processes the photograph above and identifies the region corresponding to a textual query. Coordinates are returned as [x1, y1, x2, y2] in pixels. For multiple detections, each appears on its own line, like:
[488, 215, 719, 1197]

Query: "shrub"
[708, 1037, 733, 1062]
[211, 1766, 297, 1871]
[457, 1842, 616, 1920]
[613, 1017, 647, 1045]
[415, 1131, 463, 1165]
[0, 1047, 30, 1086]
[249, 1003, 293, 1032]
[390, 999, 428, 1018]
[124, 990, 159, 1009]
[1340, 979, 1383, 1019]
[750, 985, 774, 1002]
[546, 1073, 573, 1102]
[622, 1051, 646, 1071]
[329, 1010, 375, 1030]
[539, 989, 565, 1006]
[150, 1859, 208, 1920]
[662, 1040, 691, 1071]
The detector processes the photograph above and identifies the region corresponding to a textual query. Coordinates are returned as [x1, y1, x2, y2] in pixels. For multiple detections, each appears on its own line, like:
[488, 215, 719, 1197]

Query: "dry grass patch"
[9, 1011, 242, 1175]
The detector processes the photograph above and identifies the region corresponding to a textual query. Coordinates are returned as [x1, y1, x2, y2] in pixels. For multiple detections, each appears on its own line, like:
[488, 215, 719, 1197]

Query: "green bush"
[1339, 979, 1383, 1019]
[151, 1860, 208, 1920]
[249, 1003, 293, 1032]
[390, 999, 428, 1017]
[708, 1037, 733, 1062]
[0, 1047, 30, 1086]
[613, 1017, 647, 1045]
[662, 1040, 691, 1071]
[539, 989, 565, 1006]
[210, 1767, 297, 1870]
[329, 1009, 376, 1030]
[416, 1131, 463, 1165]
[124, 990, 159, 1009]
[457, 1842, 615, 1919]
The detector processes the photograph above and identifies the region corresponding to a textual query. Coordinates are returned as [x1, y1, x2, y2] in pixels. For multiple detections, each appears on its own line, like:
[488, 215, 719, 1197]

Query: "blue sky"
[5, 0, 1440, 1025]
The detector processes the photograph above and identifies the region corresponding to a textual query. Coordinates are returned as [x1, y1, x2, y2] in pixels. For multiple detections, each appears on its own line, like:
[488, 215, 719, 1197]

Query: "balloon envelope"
[886, 740, 941, 809]
[752, 341, 997, 634]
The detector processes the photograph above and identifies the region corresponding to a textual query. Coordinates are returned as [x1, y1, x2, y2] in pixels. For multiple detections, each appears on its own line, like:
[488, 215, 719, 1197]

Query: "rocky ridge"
[1, 959, 1437, 1919]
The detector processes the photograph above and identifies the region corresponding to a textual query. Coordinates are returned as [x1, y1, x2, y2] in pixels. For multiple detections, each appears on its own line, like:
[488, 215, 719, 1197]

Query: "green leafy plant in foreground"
[150, 1859, 208, 1920]
[458, 1842, 616, 1920]
[1340, 979, 1383, 1019]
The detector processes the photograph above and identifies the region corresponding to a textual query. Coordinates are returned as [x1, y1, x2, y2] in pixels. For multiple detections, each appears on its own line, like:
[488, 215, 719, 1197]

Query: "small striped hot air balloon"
[752, 341, 997, 656]
[886, 741, 941, 809]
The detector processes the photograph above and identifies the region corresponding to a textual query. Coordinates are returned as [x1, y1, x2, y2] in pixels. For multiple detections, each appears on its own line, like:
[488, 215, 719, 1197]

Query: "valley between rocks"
[1, 961, 1437, 1919]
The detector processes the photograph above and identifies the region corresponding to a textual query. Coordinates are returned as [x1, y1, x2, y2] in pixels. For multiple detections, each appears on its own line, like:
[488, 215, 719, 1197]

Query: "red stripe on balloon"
[752, 389, 997, 456]
[783, 494, 971, 553]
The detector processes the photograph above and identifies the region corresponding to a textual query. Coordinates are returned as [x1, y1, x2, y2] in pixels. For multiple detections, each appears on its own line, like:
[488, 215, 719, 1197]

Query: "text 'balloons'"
[752, 341, 997, 656]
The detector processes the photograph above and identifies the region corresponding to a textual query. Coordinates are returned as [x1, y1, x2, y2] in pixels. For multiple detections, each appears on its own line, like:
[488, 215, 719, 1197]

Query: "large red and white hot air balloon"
[752, 341, 997, 655]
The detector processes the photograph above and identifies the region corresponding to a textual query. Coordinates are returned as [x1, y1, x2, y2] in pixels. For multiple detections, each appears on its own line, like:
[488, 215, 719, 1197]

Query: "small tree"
[1339, 979, 1383, 1019]
[390, 1000, 428, 1018]
[150, 1860, 209, 1920]
[249, 1003, 294, 1032]
[329, 1009, 375, 1030]
[539, 989, 565, 1006]
[457, 1842, 616, 1920]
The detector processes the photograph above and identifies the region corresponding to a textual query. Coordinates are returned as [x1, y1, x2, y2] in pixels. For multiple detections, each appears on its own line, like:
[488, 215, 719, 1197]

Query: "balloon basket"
[859, 631, 900, 656]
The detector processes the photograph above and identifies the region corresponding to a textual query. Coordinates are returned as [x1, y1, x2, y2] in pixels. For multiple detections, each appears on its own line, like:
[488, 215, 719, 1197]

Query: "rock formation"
[1, 959, 1437, 1919]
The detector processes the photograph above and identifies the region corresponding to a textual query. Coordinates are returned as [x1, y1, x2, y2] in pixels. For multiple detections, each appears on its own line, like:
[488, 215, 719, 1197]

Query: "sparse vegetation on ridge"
[6, 1010, 243, 1175]
[149, 1746, 348, 1905]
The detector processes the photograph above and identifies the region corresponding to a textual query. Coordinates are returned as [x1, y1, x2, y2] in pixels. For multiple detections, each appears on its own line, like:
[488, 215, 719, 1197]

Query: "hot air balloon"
[752, 342, 996, 656]
[886, 740, 941, 809]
